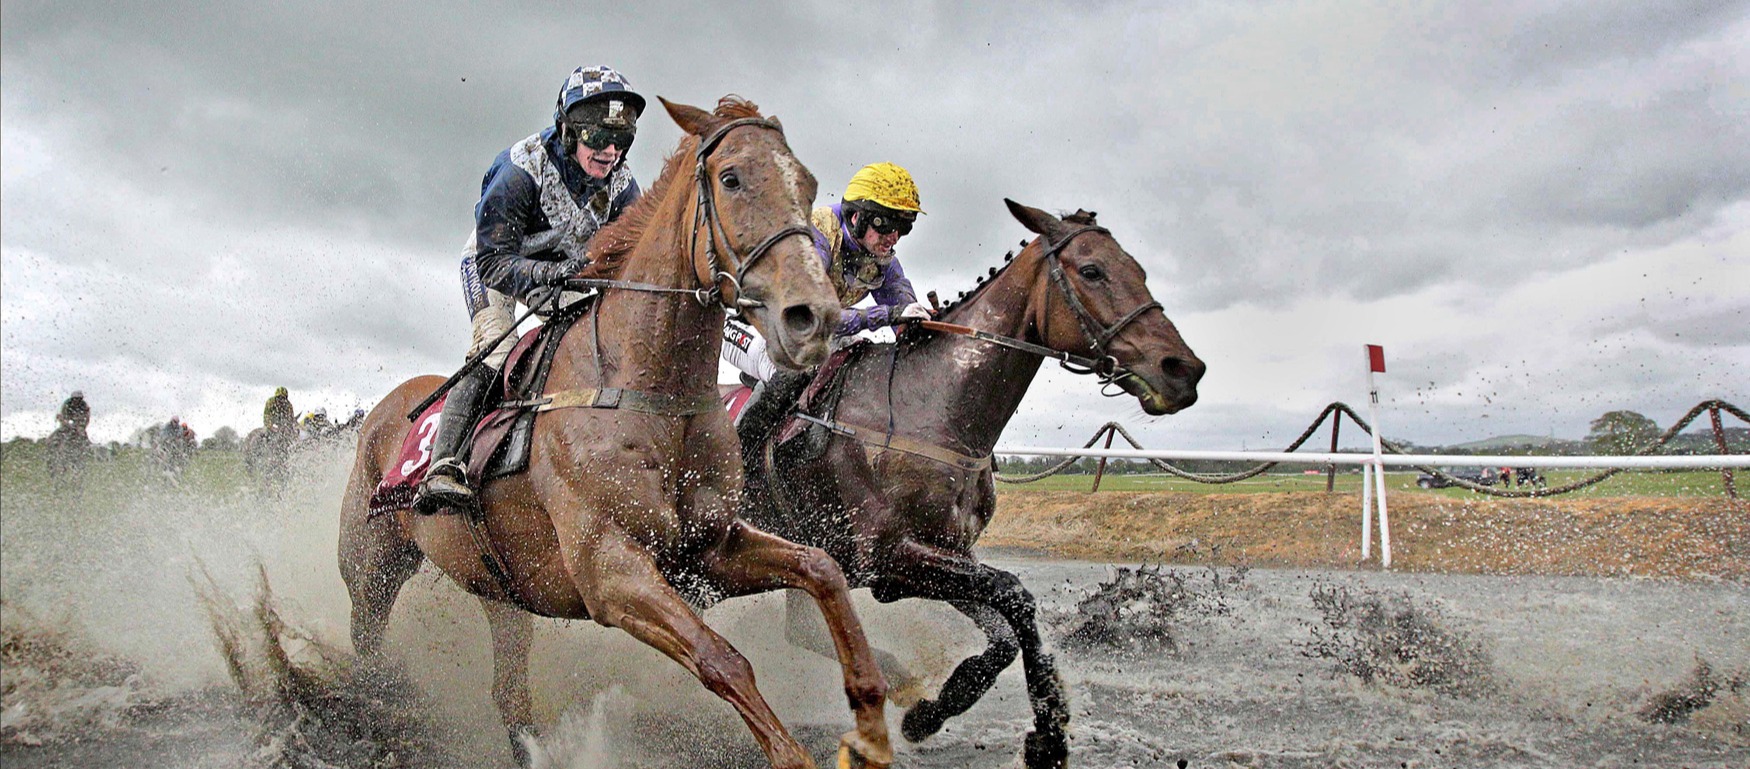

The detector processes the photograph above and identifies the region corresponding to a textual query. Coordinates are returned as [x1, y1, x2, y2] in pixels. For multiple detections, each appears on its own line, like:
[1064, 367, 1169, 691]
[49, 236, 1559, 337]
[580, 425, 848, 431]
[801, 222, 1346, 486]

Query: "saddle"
[772, 340, 868, 449]
[368, 300, 592, 516]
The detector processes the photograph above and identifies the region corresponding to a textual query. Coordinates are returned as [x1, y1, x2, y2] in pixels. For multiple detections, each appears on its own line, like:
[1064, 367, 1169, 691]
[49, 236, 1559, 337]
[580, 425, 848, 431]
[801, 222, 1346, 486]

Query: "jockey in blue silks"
[416, 65, 645, 514]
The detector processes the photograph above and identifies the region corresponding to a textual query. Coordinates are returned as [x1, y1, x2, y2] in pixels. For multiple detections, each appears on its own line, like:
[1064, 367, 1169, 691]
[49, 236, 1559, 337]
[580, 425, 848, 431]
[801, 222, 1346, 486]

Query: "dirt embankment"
[984, 491, 1750, 581]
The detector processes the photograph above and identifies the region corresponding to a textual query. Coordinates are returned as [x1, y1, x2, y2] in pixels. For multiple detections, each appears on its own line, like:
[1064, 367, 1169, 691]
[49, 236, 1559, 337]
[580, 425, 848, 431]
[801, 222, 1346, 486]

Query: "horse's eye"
[1078, 264, 1105, 281]
[720, 171, 741, 190]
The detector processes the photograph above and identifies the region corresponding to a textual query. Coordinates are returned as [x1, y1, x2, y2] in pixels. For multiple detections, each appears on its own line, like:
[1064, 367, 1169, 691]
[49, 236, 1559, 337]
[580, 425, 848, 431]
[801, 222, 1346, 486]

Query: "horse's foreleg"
[480, 599, 539, 768]
[876, 540, 1069, 769]
[572, 531, 816, 769]
[706, 522, 892, 769]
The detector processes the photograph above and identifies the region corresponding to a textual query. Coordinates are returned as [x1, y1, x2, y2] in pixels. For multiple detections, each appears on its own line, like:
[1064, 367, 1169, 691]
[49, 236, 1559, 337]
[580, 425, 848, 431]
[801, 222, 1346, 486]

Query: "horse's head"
[1006, 199, 1205, 415]
[661, 96, 839, 370]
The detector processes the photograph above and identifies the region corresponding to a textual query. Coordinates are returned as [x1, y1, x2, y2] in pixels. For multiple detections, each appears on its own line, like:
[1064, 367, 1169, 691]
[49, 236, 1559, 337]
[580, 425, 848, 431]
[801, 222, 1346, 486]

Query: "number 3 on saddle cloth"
[368, 310, 586, 517]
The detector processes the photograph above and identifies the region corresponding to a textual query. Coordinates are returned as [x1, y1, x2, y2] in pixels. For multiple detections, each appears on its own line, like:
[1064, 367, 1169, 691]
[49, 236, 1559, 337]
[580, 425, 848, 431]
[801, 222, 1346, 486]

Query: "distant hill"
[1433, 427, 1745, 455]
[1447, 434, 1566, 450]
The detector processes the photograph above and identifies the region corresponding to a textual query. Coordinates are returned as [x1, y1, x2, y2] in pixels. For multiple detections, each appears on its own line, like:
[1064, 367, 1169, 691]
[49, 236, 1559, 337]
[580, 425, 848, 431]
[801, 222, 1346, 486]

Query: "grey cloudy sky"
[3, 0, 1746, 451]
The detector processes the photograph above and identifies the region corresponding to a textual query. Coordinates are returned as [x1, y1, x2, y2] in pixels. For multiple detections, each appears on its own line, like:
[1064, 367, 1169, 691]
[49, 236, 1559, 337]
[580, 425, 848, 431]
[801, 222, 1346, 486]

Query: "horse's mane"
[581, 96, 767, 280]
[937, 208, 1098, 322]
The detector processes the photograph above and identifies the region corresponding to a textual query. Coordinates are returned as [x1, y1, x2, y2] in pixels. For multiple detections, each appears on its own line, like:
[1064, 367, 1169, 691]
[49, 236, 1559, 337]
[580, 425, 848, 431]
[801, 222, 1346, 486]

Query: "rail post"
[1711, 403, 1738, 501]
[1326, 407, 1342, 493]
[1090, 424, 1117, 492]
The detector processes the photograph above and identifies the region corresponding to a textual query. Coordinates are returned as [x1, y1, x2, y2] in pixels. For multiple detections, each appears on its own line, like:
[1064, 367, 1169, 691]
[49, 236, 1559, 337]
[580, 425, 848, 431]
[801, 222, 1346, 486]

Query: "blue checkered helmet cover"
[553, 65, 646, 123]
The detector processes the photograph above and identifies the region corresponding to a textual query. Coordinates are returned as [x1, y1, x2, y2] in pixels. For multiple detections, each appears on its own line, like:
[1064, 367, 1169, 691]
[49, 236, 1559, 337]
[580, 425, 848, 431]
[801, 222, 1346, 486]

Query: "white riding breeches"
[721, 321, 777, 383]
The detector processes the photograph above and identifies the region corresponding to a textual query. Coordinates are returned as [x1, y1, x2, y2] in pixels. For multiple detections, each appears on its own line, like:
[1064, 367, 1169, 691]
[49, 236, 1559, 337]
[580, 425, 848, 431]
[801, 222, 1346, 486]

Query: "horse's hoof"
[900, 699, 945, 743]
[833, 735, 889, 769]
[885, 670, 927, 709]
[1023, 728, 1069, 769]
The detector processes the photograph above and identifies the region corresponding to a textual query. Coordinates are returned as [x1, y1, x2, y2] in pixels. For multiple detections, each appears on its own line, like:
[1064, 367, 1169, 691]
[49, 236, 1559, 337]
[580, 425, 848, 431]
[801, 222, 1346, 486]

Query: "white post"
[1365, 345, 1392, 568]
[1360, 462, 1373, 560]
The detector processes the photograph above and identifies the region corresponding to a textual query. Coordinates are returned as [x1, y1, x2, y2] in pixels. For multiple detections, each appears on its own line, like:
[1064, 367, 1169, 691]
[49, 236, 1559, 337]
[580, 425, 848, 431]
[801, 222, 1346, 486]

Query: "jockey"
[722, 162, 933, 454]
[415, 65, 645, 514]
[57, 391, 91, 433]
[263, 387, 296, 438]
[302, 408, 334, 438]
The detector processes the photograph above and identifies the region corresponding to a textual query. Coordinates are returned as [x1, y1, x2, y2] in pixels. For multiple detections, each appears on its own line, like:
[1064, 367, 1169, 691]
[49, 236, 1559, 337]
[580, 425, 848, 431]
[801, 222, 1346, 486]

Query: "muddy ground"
[3, 457, 1746, 768]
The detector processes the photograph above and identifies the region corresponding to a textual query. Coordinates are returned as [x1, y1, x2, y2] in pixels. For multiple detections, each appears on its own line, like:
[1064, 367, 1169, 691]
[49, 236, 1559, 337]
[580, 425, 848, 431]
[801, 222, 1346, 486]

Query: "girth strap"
[791, 413, 992, 472]
[514, 387, 722, 416]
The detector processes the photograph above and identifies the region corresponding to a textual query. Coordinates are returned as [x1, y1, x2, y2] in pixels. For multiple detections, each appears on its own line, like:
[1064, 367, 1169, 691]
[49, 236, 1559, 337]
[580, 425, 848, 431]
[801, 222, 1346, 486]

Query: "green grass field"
[996, 468, 1741, 497]
[3, 439, 1737, 502]
[3, 440, 260, 506]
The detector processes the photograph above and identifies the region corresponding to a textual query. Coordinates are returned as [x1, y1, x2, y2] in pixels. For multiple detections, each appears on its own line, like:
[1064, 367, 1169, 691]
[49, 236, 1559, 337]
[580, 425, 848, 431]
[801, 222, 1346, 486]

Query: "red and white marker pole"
[1362, 344, 1392, 568]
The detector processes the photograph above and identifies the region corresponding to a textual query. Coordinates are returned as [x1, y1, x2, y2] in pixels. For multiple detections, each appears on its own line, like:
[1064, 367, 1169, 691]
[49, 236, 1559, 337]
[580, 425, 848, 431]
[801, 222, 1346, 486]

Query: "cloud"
[3, 0, 1747, 448]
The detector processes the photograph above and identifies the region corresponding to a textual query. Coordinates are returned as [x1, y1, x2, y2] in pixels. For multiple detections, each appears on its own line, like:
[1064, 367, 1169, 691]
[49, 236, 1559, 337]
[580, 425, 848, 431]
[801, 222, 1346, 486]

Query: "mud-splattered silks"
[508, 131, 635, 262]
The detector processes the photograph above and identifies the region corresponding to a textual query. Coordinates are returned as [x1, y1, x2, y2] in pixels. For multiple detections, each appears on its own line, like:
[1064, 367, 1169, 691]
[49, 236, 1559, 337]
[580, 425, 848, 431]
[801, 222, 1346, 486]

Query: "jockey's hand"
[532, 256, 588, 287]
[898, 302, 934, 321]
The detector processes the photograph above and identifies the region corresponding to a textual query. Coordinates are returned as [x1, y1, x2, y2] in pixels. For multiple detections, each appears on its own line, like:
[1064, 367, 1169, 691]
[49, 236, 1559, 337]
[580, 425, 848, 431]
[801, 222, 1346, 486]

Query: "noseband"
[690, 118, 813, 313]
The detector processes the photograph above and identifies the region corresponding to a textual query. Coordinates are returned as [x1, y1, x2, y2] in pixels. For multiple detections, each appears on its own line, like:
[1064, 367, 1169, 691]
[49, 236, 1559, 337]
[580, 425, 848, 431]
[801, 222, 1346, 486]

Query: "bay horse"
[742, 200, 1205, 769]
[339, 97, 891, 769]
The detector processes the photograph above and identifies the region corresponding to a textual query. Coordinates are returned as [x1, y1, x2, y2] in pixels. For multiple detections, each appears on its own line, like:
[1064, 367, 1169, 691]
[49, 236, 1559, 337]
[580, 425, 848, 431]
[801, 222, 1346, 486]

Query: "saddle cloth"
[367, 309, 577, 516]
[721, 383, 755, 422]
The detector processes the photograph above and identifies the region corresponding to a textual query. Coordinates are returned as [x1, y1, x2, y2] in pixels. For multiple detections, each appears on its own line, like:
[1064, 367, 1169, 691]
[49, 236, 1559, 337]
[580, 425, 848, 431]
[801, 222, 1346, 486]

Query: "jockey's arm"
[833, 258, 921, 337]
[471, 165, 549, 300]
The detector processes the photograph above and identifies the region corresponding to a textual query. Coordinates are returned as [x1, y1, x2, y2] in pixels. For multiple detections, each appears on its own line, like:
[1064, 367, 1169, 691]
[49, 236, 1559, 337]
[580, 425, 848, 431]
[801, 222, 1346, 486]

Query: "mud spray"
[1, 446, 971, 768]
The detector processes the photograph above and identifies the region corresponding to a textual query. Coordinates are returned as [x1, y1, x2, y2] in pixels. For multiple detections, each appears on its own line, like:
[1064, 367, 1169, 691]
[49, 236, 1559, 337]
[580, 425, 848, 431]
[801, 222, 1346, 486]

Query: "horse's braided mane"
[580, 96, 767, 279]
[936, 208, 1098, 320]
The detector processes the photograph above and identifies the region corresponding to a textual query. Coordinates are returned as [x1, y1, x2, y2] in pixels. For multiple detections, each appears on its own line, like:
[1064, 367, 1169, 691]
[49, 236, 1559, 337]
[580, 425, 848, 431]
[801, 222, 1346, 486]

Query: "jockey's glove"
[898, 302, 934, 320]
[532, 256, 589, 286]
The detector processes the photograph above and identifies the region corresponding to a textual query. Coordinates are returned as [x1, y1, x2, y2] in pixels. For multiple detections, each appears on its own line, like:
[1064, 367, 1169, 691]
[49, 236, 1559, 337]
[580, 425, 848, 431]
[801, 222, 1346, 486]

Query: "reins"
[923, 226, 1161, 395]
[435, 114, 817, 613]
[777, 225, 1167, 476]
[537, 115, 811, 418]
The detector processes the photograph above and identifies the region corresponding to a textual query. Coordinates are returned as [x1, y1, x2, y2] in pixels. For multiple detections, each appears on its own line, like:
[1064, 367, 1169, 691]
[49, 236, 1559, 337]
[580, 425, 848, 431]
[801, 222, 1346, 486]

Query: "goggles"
[572, 122, 636, 151]
[866, 212, 915, 236]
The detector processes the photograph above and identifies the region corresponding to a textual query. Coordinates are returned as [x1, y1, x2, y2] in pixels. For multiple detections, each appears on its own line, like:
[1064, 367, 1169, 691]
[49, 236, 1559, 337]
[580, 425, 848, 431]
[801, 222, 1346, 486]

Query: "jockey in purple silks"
[721, 162, 934, 458]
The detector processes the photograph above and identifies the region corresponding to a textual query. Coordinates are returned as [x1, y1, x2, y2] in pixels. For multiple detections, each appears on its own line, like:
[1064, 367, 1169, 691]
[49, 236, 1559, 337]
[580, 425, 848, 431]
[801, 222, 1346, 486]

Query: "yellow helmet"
[843, 162, 924, 214]
[274, 387, 288, 398]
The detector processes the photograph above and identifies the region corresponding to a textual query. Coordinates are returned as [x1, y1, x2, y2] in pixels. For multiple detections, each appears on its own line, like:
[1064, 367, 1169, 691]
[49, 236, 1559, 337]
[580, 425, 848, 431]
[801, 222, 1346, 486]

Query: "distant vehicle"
[1416, 467, 1498, 489]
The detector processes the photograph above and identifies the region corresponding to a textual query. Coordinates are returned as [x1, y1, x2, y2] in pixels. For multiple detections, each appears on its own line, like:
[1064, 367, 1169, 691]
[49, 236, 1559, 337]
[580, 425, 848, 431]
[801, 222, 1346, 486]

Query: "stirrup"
[414, 460, 474, 514]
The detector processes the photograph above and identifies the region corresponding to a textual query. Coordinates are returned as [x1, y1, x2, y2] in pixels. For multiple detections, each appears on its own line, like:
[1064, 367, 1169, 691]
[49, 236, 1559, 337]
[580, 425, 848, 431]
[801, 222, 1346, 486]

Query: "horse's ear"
[1005, 198, 1066, 240]
[660, 96, 721, 137]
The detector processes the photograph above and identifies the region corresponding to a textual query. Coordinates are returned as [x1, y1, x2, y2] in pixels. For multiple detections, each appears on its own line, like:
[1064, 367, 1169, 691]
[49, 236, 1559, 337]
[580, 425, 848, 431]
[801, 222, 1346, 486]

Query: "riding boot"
[414, 365, 498, 514]
[735, 369, 812, 481]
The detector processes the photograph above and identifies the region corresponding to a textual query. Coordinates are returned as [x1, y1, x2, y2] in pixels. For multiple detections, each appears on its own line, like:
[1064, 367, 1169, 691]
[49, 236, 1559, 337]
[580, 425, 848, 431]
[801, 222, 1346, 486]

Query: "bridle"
[924, 225, 1161, 395]
[563, 116, 811, 313]
[688, 117, 812, 313]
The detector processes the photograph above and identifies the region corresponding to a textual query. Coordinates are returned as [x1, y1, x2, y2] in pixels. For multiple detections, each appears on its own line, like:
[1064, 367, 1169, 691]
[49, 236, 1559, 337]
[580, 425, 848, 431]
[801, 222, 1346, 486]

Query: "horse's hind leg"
[338, 506, 423, 658]
[573, 529, 817, 769]
[783, 589, 922, 706]
[896, 600, 1017, 738]
[878, 540, 1069, 769]
[706, 521, 892, 768]
[479, 598, 539, 768]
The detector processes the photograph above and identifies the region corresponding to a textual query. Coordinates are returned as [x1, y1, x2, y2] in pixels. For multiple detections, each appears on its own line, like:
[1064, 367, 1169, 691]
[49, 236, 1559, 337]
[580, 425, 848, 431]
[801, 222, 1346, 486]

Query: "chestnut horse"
[339, 97, 891, 769]
[743, 201, 1205, 769]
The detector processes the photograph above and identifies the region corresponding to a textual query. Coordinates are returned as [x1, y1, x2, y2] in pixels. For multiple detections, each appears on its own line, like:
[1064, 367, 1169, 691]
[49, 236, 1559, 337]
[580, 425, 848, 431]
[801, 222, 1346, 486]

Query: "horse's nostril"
[1162, 356, 1203, 384]
[782, 304, 819, 338]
